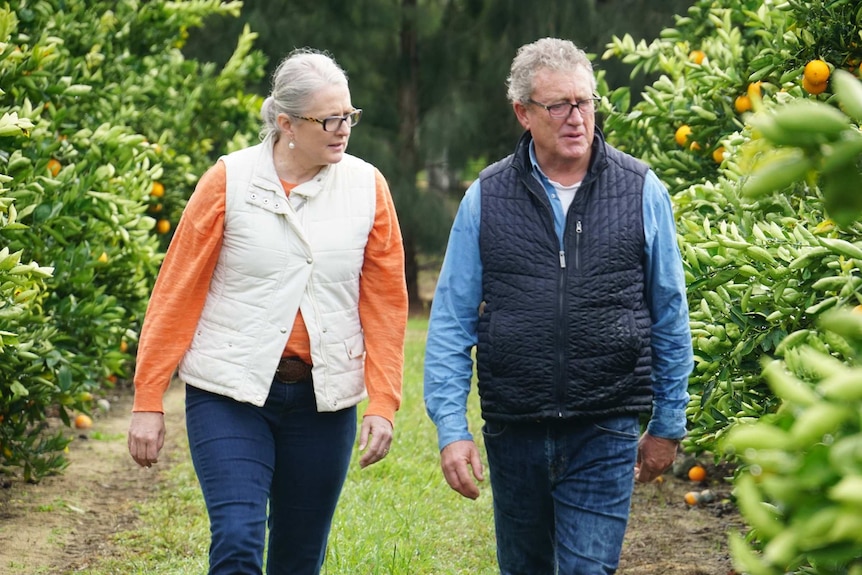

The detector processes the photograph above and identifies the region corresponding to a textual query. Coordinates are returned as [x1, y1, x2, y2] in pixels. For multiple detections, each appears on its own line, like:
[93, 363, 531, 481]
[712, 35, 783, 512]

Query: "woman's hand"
[127, 411, 166, 468]
[358, 414, 393, 468]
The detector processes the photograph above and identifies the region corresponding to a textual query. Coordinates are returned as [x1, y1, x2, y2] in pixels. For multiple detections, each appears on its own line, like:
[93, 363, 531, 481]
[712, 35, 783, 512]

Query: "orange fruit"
[712, 146, 726, 164]
[688, 50, 706, 65]
[688, 464, 707, 482]
[156, 219, 171, 234]
[47, 158, 61, 176]
[107, 374, 118, 385]
[747, 81, 763, 100]
[74, 414, 93, 430]
[120, 340, 129, 353]
[150, 181, 165, 198]
[674, 125, 692, 147]
[684, 491, 700, 506]
[802, 75, 828, 95]
[734, 94, 752, 114]
[97, 251, 108, 264]
[804, 59, 830, 85]
[689, 141, 702, 152]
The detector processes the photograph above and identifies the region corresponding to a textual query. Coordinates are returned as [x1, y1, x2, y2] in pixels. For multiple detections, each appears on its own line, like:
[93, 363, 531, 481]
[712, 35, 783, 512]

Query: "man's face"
[514, 66, 596, 177]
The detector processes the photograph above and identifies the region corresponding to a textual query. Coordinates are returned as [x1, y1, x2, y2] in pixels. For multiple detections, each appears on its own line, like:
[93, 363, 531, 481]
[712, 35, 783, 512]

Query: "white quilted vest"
[178, 136, 376, 411]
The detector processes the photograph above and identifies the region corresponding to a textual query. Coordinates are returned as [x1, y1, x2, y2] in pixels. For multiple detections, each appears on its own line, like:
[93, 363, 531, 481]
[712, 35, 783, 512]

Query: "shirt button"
[306, 258, 313, 264]
[280, 327, 288, 333]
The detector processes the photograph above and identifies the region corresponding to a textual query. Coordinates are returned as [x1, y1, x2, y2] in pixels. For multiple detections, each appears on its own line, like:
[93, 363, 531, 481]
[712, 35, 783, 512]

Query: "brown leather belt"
[274, 356, 313, 384]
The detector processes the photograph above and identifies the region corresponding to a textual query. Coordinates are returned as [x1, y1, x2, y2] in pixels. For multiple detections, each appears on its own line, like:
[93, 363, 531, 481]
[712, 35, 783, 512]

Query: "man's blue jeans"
[482, 414, 640, 575]
[185, 382, 356, 575]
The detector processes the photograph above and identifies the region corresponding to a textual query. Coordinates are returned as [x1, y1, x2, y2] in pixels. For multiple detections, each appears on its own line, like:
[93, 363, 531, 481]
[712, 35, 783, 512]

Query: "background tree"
[0, 0, 263, 480]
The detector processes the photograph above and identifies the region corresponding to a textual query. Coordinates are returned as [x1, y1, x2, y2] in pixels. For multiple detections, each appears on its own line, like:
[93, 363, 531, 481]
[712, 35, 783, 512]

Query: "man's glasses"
[293, 109, 362, 132]
[527, 97, 600, 120]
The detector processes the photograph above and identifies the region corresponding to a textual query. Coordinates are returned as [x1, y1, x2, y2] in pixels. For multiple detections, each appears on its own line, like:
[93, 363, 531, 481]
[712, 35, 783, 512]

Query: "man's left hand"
[634, 433, 679, 483]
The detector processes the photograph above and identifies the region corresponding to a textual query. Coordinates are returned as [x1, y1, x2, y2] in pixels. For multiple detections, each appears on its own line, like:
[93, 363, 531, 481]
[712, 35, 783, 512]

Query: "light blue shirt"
[423, 143, 693, 451]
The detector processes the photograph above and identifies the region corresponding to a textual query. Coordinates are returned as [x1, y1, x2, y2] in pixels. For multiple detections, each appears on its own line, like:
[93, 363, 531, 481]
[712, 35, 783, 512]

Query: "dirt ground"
[0, 382, 743, 575]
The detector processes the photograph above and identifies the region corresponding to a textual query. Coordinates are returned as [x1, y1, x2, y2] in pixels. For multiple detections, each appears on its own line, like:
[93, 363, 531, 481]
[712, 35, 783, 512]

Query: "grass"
[81, 317, 498, 575]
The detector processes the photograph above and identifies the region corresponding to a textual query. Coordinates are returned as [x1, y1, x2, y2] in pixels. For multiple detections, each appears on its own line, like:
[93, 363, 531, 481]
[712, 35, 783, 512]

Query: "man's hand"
[127, 411, 166, 468]
[440, 439, 485, 499]
[634, 432, 679, 483]
[358, 414, 393, 468]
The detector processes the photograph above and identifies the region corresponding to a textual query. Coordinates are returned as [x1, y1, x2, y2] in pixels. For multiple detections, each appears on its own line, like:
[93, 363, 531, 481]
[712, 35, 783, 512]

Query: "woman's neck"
[272, 138, 321, 185]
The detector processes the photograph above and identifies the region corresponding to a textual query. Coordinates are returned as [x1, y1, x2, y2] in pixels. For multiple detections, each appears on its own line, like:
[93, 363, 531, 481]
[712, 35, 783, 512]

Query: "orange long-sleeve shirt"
[132, 160, 408, 424]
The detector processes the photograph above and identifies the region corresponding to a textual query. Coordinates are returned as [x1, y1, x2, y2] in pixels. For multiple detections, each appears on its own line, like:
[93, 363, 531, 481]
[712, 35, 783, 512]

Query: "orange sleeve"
[132, 162, 227, 412]
[358, 169, 408, 425]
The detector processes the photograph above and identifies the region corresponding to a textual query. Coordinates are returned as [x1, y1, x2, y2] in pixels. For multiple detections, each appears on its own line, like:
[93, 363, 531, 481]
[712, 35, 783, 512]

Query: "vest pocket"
[344, 331, 366, 360]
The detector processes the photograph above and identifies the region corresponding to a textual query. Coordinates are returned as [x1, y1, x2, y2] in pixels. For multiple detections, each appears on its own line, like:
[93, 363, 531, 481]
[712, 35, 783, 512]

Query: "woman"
[127, 48, 408, 575]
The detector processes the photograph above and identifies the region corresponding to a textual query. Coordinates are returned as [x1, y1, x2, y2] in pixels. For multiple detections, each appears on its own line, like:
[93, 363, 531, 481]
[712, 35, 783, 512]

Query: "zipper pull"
[576, 220, 582, 234]
[559, 250, 566, 268]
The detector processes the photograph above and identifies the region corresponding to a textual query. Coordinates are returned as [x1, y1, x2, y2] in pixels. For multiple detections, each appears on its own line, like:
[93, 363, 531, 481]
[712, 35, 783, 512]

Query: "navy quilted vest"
[477, 130, 653, 422]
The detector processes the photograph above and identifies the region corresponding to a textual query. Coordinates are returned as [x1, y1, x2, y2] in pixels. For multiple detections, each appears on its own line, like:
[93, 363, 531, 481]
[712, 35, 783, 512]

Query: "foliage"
[604, 0, 862, 571]
[722, 309, 862, 575]
[602, 0, 862, 455]
[0, 0, 264, 481]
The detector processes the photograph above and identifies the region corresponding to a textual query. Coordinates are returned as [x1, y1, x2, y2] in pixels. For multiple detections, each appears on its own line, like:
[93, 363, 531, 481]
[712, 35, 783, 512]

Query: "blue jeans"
[185, 382, 357, 575]
[482, 414, 639, 575]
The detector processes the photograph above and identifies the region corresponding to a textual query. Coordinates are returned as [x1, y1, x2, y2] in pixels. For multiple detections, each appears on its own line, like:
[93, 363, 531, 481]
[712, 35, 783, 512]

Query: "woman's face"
[287, 83, 356, 167]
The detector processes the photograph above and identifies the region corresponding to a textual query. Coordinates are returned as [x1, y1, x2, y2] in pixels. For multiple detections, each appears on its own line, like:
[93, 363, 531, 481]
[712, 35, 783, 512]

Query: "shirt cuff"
[435, 412, 474, 451]
[645, 402, 688, 440]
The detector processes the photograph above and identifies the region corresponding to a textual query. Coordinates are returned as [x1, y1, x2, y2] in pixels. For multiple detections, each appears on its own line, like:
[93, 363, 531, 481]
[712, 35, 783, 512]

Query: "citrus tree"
[603, 0, 862, 571]
[601, 0, 862, 454]
[0, 0, 264, 481]
[715, 69, 862, 575]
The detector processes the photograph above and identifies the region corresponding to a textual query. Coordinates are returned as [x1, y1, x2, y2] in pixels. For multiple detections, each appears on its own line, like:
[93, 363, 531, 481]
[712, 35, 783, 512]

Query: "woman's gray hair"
[506, 38, 595, 104]
[259, 48, 349, 141]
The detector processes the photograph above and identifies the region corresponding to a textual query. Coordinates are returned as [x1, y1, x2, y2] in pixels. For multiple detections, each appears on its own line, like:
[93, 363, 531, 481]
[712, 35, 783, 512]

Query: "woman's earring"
[288, 141, 295, 150]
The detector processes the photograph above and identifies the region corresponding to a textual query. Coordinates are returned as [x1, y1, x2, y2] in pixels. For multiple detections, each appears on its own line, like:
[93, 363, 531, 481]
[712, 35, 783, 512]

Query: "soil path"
[0, 382, 742, 574]
[0, 382, 187, 574]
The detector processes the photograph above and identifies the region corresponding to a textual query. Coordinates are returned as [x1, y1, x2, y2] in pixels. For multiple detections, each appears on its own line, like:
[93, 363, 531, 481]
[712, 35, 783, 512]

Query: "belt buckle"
[275, 357, 312, 384]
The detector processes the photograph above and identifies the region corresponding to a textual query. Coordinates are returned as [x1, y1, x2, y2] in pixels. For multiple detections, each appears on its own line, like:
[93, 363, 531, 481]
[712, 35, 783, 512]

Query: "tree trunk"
[397, 0, 424, 315]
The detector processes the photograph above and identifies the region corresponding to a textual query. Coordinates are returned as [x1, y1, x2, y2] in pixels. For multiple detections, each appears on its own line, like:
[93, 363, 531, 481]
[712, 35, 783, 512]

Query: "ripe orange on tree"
[734, 94, 752, 114]
[804, 59, 830, 84]
[156, 218, 171, 234]
[803, 59, 830, 94]
[688, 464, 707, 482]
[712, 146, 726, 164]
[47, 158, 61, 176]
[803, 75, 828, 95]
[674, 124, 692, 147]
[688, 50, 706, 65]
[74, 414, 93, 430]
[151, 181, 165, 198]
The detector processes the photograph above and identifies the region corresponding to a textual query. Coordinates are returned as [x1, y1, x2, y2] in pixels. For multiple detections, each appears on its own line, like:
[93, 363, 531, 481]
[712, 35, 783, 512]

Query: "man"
[423, 37, 692, 575]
